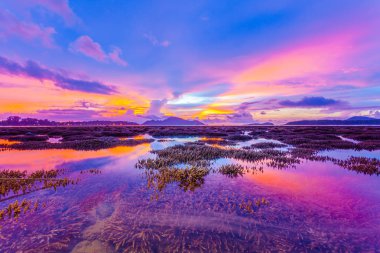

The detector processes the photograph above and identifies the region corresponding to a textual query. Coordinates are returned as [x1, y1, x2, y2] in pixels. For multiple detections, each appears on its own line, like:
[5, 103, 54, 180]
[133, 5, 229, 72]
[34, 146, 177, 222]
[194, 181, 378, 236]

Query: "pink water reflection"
[240, 159, 380, 226]
[0, 143, 151, 172]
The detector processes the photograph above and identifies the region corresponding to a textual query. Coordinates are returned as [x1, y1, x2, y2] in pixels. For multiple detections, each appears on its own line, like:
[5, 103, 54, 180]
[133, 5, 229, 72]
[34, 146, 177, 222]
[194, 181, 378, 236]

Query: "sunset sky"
[1, 0, 380, 124]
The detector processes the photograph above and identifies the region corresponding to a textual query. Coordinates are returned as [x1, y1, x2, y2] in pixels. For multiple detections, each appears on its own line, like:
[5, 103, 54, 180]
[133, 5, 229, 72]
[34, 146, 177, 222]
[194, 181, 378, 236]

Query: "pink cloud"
[234, 37, 354, 85]
[108, 47, 128, 66]
[186, 27, 373, 101]
[160, 40, 171, 47]
[70, 36, 128, 66]
[0, 9, 56, 47]
[70, 35, 107, 61]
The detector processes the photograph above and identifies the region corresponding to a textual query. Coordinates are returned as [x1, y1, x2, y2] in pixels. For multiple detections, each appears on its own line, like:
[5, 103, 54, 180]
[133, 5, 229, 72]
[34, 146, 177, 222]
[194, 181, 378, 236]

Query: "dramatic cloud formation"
[145, 99, 168, 118]
[0, 9, 55, 47]
[0, 56, 115, 94]
[70, 36, 128, 66]
[279, 97, 343, 107]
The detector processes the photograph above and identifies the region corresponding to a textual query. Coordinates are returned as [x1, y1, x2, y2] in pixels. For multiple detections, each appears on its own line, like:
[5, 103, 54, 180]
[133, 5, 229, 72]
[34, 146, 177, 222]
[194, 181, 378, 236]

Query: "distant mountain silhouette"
[286, 116, 380, 125]
[248, 122, 274, 126]
[345, 116, 375, 121]
[143, 117, 204, 126]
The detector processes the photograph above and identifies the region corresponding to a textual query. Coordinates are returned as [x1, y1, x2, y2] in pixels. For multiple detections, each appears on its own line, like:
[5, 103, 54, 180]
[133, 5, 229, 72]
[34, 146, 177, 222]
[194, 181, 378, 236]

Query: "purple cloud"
[143, 33, 170, 47]
[0, 9, 55, 47]
[5, 0, 79, 26]
[369, 110, 380, 119]
[202, 112, 255, 124]
[226, 112, 254, 123]
[36, 109, 104, 121]
[32, 0, 78, 25]
[0, 56, 116, 94]
[279, 97, 343, 107]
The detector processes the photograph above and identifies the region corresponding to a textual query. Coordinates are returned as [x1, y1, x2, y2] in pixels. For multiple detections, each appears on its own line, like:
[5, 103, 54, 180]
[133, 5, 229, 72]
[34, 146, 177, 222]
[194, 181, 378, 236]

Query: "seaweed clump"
[0, 169, 77, 201]
[218, 164, 246, 178]
[249, 142, 287, 149]
[335, 156, 380, 175]
[239, 198, 269, 214]
[0, 199, 40, 221]
[80, 169, 102, 174]
[143, 166, 210, 193]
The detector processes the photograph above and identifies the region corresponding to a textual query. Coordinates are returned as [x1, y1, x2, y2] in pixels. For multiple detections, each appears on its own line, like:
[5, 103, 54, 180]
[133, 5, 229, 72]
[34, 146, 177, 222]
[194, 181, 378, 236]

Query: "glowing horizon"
[1, 1, 380, 124]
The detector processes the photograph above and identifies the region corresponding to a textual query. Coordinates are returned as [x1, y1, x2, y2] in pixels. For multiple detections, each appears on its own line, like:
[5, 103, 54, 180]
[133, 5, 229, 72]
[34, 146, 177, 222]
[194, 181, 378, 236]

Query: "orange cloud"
[0, 73, 148, 119]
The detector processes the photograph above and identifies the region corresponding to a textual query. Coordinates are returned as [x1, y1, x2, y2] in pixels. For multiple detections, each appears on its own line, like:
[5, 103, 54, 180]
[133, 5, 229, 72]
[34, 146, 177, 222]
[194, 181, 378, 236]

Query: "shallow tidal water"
[0, 136, 380, 252]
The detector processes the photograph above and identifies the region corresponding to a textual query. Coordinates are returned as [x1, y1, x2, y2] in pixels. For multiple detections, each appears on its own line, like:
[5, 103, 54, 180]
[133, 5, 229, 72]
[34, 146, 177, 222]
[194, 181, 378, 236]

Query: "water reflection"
[235, 137, 288, 149]
[337, 135, 360, 144]
[319, 148, 380, 160]
[0, 137, 379, 252]
[0, 144, 151, 171]
[119, 134, 152, 141]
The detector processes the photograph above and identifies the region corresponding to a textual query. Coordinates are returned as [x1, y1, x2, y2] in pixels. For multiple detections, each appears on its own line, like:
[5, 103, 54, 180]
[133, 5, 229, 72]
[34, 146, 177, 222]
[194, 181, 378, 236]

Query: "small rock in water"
[96, 202, 114, 219]
[71, 240, 114, 253]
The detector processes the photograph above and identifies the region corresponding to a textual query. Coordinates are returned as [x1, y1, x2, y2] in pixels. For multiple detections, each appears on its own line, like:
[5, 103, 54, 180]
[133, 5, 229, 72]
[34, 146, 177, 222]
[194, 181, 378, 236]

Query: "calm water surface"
[0, 137, 379, 252]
